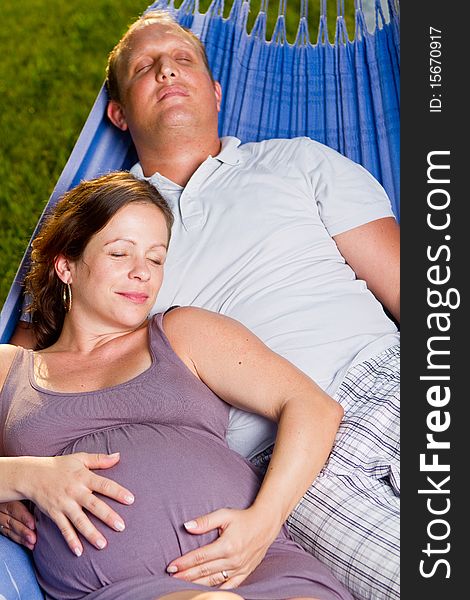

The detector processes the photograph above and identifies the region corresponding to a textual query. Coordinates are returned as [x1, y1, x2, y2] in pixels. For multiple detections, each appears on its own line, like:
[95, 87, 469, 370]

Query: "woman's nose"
[129, 260, 151, 281]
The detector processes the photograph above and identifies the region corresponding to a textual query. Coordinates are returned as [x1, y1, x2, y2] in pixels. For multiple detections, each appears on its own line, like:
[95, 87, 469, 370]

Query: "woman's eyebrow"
[104, 238, 135, 246]
[104, 239, 168, 249]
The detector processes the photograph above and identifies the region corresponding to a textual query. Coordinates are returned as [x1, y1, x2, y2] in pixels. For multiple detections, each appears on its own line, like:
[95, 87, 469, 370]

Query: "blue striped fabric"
[0, 534, 44, 599]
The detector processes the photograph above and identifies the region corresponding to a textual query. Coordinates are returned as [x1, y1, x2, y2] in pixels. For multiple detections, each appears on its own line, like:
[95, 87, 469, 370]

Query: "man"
[3, 10, 400, 600]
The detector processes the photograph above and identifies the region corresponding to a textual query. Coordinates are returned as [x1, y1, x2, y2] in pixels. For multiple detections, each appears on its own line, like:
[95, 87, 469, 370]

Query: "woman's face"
[67, 202, 169, 332]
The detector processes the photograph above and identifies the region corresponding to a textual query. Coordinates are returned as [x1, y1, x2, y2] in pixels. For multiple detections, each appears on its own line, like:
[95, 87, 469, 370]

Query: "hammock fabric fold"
[0, 0, 400, 346]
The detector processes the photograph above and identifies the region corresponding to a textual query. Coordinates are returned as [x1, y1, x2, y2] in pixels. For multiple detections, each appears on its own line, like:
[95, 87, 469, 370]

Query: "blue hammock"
[0, 1, 399, 596]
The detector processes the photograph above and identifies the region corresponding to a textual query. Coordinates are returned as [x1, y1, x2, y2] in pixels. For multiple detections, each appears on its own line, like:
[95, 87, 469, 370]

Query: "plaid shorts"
[251, 344, 400, 600]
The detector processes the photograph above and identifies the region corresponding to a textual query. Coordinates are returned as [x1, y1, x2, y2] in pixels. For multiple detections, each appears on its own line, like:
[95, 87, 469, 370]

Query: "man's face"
[108, 24, 221, 141]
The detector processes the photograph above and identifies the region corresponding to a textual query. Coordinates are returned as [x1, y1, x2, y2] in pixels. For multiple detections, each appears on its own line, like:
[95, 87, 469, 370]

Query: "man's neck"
[137, 130, 222, 187]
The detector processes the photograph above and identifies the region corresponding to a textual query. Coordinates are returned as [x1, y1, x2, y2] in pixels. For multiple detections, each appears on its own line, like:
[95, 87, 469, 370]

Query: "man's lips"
[116, 292, 149, 304]
[157, 86, 189, 102]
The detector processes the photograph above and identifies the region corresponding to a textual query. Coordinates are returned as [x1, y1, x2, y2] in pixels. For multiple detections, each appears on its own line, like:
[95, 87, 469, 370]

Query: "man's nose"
[156, 58, 179, 82]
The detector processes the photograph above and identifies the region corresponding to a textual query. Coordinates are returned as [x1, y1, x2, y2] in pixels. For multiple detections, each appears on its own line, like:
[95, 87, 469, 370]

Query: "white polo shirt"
[131, 136, 399, 458]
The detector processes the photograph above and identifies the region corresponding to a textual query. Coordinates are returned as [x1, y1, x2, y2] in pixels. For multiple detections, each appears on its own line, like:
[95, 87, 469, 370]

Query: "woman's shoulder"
[161, 306, 205, 342]
[161, 306, 234, 337]
[160, 307, 229, 355]
[161, 307, 253, 357]
[0, 344, 21, 369]
[0, 344, 22, 392]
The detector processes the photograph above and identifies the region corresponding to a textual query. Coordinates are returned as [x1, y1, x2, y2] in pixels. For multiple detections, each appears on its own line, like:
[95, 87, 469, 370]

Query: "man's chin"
[156, 105, 208, 129]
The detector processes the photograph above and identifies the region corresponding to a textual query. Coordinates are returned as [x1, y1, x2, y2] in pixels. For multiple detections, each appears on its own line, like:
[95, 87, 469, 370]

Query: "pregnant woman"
[0, 172, 350, 600]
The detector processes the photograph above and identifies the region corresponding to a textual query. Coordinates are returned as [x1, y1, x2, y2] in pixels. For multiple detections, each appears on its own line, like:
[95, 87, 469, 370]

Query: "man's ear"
[107, 100, 129, 131]
[213, 81, 222, 113]
[54, 255, 73, 285]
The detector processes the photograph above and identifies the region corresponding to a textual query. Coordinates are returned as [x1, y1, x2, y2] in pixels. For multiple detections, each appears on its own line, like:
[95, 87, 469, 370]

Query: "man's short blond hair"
[106, 9, 213, 103]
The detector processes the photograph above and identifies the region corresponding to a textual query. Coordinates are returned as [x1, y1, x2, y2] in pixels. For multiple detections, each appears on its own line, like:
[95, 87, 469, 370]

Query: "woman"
[0, 172, 349, 600]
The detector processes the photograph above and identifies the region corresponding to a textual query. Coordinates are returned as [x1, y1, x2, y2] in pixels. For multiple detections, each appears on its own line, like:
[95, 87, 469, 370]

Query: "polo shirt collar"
[130, 136, 244, 182]
[215, 136, 244, 166]
[129, 163, 182, 193]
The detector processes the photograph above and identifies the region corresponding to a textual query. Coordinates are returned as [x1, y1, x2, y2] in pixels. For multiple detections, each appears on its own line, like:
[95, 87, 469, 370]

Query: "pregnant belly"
[33, 424, 261, 599]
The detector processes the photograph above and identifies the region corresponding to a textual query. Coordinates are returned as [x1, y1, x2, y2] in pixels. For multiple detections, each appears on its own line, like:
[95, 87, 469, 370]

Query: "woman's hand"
[0, 500, 36, 550]
[19, 452, 134, 557]
[166, 506, 280, 588]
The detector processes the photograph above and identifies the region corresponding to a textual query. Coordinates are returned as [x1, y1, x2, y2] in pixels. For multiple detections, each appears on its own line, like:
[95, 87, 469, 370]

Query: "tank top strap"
[148, 312, 177, 363]
[1, 346, 30, 392]
[0, 346, 30, 427]
[147, 310, 193, 375]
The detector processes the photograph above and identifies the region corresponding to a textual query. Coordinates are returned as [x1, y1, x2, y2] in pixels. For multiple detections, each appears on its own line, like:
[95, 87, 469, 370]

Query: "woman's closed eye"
[109, 253, 163, 265]
[148, 255, 165, 266]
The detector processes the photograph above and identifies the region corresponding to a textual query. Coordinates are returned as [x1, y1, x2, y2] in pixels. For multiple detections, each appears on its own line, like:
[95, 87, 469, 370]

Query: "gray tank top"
[1, 313, 230, 458]
[0, 313, 351, 600]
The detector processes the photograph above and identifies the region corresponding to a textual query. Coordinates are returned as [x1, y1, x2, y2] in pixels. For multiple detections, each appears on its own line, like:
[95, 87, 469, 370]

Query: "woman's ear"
[54, 255, 73, 284]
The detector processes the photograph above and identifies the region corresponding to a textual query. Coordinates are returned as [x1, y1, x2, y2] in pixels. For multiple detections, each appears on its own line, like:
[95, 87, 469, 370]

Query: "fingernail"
[109, 452, 120, 458]
[114, 520, 125, 531]
[125, 494, 135, 504]
[184, 520, 197, 530]
[167, 565, 178, 574]
[74, 547, 82, 557]
[26, 535, 35, 544]
[96, 539, 106, 549]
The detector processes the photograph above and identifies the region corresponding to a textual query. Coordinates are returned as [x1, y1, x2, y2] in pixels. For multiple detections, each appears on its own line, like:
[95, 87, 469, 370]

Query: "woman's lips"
[116, 292, 149, 304]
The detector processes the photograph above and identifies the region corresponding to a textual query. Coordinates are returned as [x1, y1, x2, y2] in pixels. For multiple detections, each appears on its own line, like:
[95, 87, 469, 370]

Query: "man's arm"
[334, 216, 400, 323]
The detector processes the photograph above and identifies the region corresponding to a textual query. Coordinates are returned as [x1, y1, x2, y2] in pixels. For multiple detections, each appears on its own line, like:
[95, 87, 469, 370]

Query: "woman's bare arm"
[163, 307, 343, 589]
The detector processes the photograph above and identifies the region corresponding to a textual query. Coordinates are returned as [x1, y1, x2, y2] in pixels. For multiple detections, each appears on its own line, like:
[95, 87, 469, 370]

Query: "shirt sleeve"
[302, 138, 396, 237]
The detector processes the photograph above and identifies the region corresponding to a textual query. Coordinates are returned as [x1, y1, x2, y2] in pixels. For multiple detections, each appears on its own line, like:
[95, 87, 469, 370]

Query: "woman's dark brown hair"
[25, 171, 173, 350]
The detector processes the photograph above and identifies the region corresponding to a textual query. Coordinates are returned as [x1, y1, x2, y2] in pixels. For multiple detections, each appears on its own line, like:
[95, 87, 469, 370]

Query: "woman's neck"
[42, 316, 149, 356]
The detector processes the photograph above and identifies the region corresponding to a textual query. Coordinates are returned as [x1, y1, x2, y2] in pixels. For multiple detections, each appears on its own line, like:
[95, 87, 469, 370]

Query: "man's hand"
[166, 507, 279, 589]
[16, 452, 134, 557]
[0, 501, 36, 550]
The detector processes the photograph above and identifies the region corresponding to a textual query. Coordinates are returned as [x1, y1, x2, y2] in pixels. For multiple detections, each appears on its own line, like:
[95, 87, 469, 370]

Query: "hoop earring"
[62, 283, 72, 312]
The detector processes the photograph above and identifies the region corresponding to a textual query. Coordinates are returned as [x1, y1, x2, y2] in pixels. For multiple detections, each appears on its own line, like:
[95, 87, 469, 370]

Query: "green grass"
[0, 0, 358, 310]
